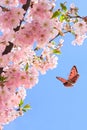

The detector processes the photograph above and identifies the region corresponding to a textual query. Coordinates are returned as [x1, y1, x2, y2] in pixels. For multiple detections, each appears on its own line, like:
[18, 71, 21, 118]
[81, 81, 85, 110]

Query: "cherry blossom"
[73, 21, 87, 35]
[0, 8, 25, 30]
[0, 0, 87, 129]
[19, 0, 27, 4]
[72, 34, 87, 45]
[0, 0, 19, 7]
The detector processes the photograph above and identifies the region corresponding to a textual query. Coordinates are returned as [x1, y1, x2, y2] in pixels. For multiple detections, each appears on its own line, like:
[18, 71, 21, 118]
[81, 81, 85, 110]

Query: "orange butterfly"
[56, 66, 80, 87]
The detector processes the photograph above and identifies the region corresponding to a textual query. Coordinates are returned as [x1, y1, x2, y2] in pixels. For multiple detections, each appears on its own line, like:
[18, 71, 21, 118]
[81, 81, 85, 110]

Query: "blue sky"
[4, 0, 87, 130]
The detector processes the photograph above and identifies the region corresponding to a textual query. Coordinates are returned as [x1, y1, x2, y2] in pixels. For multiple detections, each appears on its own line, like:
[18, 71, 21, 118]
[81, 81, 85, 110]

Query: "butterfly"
[56, 66, 80, 87]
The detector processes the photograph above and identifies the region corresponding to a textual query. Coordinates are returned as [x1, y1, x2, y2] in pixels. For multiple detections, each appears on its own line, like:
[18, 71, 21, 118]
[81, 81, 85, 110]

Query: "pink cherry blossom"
[19, 0, 27, 4]
[14, 24, 35, 47]
[73, 21, 87, 35]
[0, 0, 19, 7]
[30, 0, 52, 19]
[0, 8, 25, 30]
[0, 54, 10, 67]
[72, 34, 87, 45]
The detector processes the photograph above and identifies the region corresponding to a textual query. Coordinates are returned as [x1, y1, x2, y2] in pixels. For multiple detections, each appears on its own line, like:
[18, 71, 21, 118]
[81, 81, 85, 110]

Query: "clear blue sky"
[4, 0, 87, 130]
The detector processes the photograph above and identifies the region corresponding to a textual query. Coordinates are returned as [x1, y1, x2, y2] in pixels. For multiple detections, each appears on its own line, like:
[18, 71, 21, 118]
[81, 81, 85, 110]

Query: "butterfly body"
[56, 66, 79, 87]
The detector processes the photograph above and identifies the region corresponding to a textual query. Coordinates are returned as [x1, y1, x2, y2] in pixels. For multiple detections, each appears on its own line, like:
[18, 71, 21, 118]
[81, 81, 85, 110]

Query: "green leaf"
[65, 17, 70, 22]
[53, 49, 61, 54]
[51, 41, 56, 45]
[22, 109, 27, 112]
[52, 10, 61, 18]
[22, 104, 31, 112]
[0, 76, 7, 82]
[19, 99, 24, 107]
[59, 15, 65, 22]
[24, 104, 31, 109]
[25, 63, 29, 71]
[60, 3, 67, 12]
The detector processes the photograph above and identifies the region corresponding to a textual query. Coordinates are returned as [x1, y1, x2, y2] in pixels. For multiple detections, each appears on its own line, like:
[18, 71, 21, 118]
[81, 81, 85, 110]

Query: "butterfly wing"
[64, 74, 79, 87]
[56, 77, 73, 87]
[56, 77, 67, 83]
[68, 66, 78, 80]
[63, 81, 73, 87]
[56, 66, 79, 87]
[69, 74, 80, 84]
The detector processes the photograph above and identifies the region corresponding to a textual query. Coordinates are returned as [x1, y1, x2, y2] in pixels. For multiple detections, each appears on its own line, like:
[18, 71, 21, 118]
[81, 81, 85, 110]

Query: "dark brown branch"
[49, 33, 60, 43]
[22, 0, 31, 11]
[67, 15, 82, 19]
[2, 42, 13, 55]
[14, 0, 31, 31]
[49, 30, 71, 43]
[0, 68, 4, 75]
[0, 5, 10, 11]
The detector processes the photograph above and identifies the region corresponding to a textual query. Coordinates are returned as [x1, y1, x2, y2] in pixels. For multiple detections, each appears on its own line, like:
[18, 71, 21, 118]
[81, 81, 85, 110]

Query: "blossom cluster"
[0, 0, 60, 129]
[0, 0, 87, 129]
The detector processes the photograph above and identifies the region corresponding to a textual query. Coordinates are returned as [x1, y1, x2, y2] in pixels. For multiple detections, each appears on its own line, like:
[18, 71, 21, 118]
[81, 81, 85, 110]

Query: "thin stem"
[67, 14, 83, 19]
[49, 33, 60, 43]
[49, 30, 71, 43]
